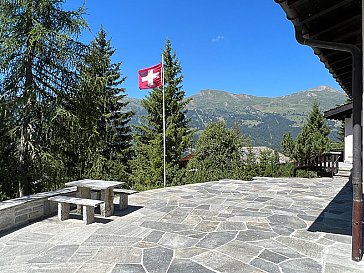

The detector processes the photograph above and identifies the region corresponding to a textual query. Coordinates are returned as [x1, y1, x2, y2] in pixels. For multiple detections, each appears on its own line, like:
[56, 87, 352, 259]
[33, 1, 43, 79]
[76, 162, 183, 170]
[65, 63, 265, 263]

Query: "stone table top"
[65, 179, 124, 190]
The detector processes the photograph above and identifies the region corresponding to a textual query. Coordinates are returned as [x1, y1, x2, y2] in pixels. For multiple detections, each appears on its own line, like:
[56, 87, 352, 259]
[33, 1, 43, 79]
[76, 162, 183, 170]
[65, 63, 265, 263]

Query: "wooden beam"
[300, 0, 352, 24]
[310, 15, 361, 38]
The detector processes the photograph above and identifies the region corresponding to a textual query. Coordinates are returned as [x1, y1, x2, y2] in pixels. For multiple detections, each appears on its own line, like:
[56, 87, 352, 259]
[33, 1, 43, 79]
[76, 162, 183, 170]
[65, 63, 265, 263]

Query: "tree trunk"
[19, 0, 34, 197]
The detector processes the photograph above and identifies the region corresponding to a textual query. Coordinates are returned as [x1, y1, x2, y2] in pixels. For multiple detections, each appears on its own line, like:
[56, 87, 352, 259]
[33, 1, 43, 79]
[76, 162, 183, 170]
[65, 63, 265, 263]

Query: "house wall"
[345, 115, 353, 163]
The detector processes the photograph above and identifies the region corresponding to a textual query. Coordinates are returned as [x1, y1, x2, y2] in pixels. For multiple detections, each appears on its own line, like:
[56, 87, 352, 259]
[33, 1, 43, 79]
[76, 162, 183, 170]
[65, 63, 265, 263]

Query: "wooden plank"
[48, 196, 104, 207]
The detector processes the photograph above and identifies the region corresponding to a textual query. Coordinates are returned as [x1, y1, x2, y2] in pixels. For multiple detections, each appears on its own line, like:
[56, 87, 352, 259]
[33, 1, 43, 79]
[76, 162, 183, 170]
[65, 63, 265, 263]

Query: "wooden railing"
[293, 152, 341, 177]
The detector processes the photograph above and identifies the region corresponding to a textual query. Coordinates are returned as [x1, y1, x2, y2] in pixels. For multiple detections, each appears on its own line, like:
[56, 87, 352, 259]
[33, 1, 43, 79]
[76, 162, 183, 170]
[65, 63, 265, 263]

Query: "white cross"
[142, 69, 160, 86]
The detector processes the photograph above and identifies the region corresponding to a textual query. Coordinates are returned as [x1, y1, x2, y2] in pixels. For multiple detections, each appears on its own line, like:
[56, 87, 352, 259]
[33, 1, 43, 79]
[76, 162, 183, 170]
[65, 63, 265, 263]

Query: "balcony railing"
[293, 151, 342, 177]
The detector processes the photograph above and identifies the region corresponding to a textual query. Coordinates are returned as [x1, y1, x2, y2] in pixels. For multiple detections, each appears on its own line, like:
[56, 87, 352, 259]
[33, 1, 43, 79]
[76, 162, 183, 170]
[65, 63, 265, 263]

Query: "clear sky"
[67, 0, 342, 99]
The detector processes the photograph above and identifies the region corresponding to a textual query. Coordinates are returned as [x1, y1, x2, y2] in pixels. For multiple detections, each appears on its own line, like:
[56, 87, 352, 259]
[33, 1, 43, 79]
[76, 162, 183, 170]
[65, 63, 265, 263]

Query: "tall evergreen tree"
[289, 102, 330, 163]
[0, 0, 87, 196]
[71, 27, 134, 180]
[281, 132, 294, 157]
[337, 97, 351, 143]
[0, 97, 18, 199]
[131, 40, 193, 189]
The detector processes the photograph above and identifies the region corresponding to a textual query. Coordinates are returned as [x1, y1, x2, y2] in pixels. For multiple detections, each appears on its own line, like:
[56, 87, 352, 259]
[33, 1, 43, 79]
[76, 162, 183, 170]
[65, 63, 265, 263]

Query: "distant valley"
[125, 86, 347, 149]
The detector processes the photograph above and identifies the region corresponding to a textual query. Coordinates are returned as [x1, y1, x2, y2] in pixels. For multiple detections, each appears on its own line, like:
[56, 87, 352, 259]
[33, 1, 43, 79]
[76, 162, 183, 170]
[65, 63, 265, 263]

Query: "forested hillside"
[126, 85, 347, 148]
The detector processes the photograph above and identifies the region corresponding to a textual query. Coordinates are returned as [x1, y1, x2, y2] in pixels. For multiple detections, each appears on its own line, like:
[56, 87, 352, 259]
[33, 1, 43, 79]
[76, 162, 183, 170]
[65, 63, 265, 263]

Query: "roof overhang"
[275, 0, 362, 97]
[275, 0, 363, 261]
[324, 102, 352, 120]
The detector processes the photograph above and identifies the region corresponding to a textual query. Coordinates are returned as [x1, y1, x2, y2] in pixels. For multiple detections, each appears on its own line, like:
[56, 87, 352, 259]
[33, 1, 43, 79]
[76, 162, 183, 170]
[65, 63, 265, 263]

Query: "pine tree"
[0, 0, 87, 196]
[292, 102, 330, 163]
[71, 27, 134, 180]
[131, 40, 193, 189]
[337, 121, 345, 143]
[337, 97, 351, 143]
[0, 97, 18, 199]
[281, 132, 294, 157]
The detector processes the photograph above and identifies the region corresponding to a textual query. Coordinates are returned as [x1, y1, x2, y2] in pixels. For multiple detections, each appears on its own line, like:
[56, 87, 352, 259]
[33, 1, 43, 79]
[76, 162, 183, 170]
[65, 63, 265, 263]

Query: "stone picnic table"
[65, 179, 124, 217]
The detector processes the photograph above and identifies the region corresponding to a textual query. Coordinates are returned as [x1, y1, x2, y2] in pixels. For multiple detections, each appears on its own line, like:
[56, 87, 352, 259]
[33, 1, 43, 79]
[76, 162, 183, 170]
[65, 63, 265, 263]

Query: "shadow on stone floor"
[0, 205, 144, 237]
[68, 213, 113, 224]
[66, 204, 143, 223]
[90, 204, 143, 220]
[112, 205, 143, 217]
[0, 220, 39, 238]
[308, 180, 363, 236]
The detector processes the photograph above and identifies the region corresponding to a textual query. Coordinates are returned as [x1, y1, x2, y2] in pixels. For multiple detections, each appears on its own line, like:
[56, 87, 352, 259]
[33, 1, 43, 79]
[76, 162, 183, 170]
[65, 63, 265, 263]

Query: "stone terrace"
[1, 177, 364, 273]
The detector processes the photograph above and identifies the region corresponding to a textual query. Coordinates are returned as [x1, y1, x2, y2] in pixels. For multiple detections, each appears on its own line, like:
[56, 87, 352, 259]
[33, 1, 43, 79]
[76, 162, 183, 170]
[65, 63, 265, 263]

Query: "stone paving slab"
[1, 177, 364, 272]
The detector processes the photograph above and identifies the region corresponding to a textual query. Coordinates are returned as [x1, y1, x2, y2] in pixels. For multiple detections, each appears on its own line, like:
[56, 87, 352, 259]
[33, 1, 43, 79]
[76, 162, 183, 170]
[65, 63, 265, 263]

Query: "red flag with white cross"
[138, 63, 163, 89]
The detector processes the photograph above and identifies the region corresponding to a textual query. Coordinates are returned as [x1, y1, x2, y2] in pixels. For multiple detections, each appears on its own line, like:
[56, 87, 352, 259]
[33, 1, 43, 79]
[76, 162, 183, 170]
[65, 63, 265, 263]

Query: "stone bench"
[113, 189, 137, 210]
[48, 196, 104, 224]
[0, 187, 77, 233]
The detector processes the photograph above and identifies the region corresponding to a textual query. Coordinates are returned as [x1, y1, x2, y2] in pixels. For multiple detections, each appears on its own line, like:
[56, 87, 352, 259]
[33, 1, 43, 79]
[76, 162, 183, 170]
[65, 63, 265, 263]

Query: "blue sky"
[67, 0, 342, 99]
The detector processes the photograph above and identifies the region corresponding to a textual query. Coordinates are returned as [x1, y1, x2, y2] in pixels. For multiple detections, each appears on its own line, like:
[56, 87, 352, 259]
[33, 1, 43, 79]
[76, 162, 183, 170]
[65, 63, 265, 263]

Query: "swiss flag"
[138, 63, 163, 89]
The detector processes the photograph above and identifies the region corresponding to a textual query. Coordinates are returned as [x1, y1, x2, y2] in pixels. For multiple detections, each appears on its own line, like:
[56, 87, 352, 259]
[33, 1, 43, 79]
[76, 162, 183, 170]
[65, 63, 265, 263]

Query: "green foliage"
[337, 121, 345, 143]
[254, 149, 293, 178]
[0, 6, 133, 199]
[258, 149, 279, 177]
[275, 162, 295, 177]
[184, 122, 293, 183]
[0, 98, 18, 198]
[191, 122, 242, 169]
[281, 132, 294, 158]
[243, 146, 258, 177]
[0, 0, 87, 196]
[294, 102, 330, 163]
[295, 170, 318, 178]
[337, 97, 351, 144]
[130, 136, 164, 190]
[185, 121, 251, 183]
[130, 40, 193, 189]
[330, 141, 344, 152]
[282, 102, 331, 165]
[66, 27, 133, 181]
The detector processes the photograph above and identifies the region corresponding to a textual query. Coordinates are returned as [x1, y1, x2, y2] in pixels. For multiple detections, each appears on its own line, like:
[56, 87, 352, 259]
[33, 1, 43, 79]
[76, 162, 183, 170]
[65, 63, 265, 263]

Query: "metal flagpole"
[162, 54, 166, 188]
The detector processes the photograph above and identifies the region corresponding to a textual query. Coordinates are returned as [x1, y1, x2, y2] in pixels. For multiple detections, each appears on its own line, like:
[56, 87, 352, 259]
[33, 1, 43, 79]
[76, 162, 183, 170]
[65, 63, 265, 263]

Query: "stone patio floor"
[1, 177, 364, 273]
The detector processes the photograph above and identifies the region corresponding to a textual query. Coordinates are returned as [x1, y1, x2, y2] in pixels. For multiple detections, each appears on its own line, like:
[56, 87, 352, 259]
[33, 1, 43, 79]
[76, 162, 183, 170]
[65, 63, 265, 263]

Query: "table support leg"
[100, 188, 114, 217]
[77, 187, 91, 214]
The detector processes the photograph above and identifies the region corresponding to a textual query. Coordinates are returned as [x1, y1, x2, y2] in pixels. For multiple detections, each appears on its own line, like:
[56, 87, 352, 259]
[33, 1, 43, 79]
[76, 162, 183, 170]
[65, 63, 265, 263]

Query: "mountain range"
[125, 85, 347, 149]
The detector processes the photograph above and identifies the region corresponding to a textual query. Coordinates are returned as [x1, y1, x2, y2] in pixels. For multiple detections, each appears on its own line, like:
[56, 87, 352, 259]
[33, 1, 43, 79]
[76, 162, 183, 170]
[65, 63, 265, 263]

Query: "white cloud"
[211, 35, 225, 43]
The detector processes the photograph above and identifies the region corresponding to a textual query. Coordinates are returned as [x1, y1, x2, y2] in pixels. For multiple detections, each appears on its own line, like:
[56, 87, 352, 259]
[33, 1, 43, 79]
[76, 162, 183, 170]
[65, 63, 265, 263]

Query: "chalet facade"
[275, 0, 363, 261]
[324, 103, 353, 164]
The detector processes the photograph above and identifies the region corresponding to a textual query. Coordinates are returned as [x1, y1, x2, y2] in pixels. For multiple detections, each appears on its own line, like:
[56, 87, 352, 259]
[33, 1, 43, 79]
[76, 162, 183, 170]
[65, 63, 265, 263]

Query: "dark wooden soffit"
[275, 0, 362, 97]
[324, 102, 353, 120]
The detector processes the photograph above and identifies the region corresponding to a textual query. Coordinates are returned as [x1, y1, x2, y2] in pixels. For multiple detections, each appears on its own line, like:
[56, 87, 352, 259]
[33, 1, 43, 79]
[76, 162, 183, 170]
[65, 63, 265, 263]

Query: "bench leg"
[119, 193, 128, 211]
[83, 206, 94, 224]
[58, 202, 70, 221]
